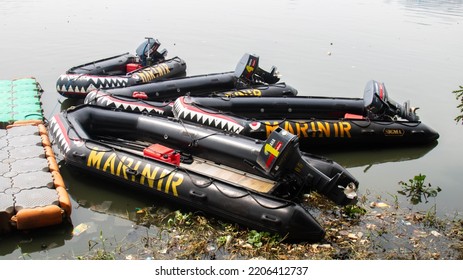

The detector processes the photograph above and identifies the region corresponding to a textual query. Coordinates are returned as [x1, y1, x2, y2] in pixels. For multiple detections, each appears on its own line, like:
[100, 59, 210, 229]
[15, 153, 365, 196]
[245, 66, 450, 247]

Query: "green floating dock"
[0, 78, 43, 128]
[0, 78, 71, 234]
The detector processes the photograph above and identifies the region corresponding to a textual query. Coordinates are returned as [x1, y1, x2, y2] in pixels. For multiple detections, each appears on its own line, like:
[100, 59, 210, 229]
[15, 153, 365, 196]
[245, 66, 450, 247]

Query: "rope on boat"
[86, 89, 174, 111]
[186, 99, 424, 131]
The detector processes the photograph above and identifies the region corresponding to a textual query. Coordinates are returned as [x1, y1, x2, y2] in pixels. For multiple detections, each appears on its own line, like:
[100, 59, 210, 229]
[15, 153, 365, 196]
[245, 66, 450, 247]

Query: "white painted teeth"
[57, 75, 129, 93]
[83, 92, 165, 115]
[173, 98, 243, 133]
[49, 117, 70, 154]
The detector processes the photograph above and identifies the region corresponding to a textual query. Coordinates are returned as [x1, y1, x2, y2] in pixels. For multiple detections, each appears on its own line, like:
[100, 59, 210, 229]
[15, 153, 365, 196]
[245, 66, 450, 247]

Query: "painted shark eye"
[249, 122, 261, 131]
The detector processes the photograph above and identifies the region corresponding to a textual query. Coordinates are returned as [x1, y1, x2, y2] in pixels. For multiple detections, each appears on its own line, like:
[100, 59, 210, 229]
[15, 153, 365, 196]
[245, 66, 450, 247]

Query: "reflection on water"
[60, 98, 84, 112]
[59, 164, 154, 221]
[398, 0, 463, 24]
[0, 222, 73, 258]
[317, 141, 438, 171]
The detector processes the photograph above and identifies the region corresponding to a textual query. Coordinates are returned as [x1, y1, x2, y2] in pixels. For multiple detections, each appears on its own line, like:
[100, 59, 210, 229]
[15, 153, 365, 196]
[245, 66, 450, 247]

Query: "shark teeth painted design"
[48, 117, 71, 154]
[173, 97, 244, 133]
[56, 74, 130, 94]
[84, 91, 165, 115]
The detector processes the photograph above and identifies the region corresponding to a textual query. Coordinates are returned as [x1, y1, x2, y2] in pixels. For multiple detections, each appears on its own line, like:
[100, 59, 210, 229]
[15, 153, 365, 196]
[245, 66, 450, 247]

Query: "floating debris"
[370, 201, 390, 208]
[72, 223, 89, 236]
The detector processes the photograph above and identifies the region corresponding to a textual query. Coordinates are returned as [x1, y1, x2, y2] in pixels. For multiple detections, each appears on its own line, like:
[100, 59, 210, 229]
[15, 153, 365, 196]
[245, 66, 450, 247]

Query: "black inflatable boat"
[48, 105, 359, 241]
[85, 53, 297, 101]
[56, 37, 187, 98]
[172, 80, 439, 148]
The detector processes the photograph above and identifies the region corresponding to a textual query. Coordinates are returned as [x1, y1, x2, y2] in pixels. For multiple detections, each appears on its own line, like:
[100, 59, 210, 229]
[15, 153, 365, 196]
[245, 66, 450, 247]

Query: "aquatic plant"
[342, 205, 367, 219]
[71, 194, 463, 260]
[167, 210, 193, 227]
[398, 174, 441, 205]
[453, 85, 463, 124]
[79, 230, 115, 260]
[246, 230, 270, 248]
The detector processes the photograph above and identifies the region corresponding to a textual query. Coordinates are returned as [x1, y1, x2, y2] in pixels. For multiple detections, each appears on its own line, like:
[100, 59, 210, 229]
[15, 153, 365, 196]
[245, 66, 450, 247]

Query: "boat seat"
[181, 158, 276, 194]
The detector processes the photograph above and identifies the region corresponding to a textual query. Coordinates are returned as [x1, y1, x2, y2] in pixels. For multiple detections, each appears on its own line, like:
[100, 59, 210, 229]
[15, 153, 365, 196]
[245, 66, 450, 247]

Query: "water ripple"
[396, 0, 463, 24]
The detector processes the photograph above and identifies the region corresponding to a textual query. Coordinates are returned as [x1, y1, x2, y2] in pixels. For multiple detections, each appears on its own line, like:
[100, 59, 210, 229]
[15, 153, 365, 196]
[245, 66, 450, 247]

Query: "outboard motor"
[257, 127, 358, 205]
[234, 53, 281, 85]
[363, 80, 419, 121]
[136, 37, 167, 66]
